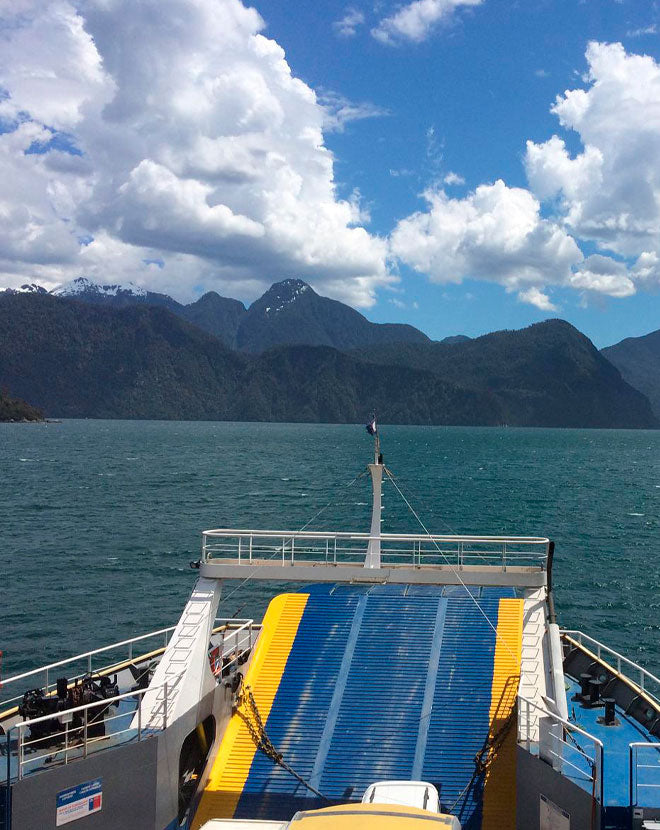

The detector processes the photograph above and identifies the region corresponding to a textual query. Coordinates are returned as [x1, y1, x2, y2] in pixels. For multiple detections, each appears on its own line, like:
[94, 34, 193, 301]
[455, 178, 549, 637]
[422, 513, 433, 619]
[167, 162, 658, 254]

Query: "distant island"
[0, 278, 658, 429]
[0, 388, 44, 422]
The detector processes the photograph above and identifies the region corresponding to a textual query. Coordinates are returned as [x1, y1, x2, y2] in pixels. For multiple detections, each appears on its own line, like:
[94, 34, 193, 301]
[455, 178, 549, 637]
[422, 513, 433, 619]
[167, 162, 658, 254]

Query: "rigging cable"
[220, 469, 369, 615]
[383, 466, 523, 670]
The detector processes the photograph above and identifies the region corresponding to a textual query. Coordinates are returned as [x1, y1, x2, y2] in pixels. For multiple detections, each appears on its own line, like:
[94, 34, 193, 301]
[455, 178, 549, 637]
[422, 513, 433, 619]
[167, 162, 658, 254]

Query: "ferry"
[1, 427, 659, 830]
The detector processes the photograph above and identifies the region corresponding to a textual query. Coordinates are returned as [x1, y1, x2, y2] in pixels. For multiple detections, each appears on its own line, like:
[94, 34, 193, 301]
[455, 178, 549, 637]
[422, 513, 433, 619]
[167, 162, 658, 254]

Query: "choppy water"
[1, 420, 658, 679]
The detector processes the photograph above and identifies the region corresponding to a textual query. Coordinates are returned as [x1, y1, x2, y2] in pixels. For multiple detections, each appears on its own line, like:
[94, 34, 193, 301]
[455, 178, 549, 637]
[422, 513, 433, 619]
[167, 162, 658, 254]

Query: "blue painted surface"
[235, 585, 515, 827]
[422, 588, 513, 830]
[565, 677, 660, 808]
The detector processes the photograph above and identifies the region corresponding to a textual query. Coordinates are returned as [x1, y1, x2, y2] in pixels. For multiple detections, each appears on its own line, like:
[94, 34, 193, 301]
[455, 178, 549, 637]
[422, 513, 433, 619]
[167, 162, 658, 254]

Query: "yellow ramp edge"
[192, 592, 309, 829]
[481, 597, 524, 830]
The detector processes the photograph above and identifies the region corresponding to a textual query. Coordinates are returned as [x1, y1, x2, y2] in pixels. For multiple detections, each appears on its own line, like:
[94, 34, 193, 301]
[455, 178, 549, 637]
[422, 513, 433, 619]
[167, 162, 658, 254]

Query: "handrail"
[518, 693, 604, 803]
[202, 529, 550, 571]
[561, 630, 660, 702]
[8, 682, 168, 781]
[629, 742, 660, 810]
[0, 618, 256, 710]
[204, 528, 550, 543]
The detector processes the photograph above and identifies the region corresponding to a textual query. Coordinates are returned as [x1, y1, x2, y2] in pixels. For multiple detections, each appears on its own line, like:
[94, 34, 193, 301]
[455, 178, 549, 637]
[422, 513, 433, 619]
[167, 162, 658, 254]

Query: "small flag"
[366, 416, 377, 436]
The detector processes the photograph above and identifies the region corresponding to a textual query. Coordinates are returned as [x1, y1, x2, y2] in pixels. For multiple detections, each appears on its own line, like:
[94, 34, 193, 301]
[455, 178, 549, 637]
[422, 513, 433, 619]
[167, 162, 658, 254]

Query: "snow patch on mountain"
[52, 277, 147, 298]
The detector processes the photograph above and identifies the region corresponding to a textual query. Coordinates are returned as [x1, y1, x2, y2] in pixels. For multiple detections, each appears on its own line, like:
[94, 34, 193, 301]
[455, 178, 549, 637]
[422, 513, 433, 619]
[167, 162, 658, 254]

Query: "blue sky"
[256, 0, 660, 346]
[0, 0, 659, 347]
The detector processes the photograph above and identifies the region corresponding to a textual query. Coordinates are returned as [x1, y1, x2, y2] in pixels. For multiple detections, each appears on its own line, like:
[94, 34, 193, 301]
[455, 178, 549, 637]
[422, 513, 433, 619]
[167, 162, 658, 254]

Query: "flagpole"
[365, 411, 382, 568]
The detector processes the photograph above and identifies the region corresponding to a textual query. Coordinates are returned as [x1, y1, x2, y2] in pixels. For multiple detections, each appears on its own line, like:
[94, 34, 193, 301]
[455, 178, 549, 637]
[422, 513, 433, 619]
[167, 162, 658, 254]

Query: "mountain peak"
[52, 277, 147, 299]
[2, 283, 48, 295]
[258, 279, 311, 314]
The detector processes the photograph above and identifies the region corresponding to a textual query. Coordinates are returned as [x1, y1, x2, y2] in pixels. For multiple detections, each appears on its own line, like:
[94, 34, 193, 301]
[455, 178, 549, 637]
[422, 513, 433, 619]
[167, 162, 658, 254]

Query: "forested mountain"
[234, 278, 430, 352]
[0, 292, 656, 427]
[0, 388, 44, 422]
[46, 277, 430, 352]
[0, 293, 491, 423]
[352, 320, 658, 429]
[602, 329, 660, 419]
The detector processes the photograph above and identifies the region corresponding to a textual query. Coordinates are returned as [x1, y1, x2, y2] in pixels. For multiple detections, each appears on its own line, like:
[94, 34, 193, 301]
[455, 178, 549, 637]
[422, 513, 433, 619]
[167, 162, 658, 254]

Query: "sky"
[0, 0, 659, 347]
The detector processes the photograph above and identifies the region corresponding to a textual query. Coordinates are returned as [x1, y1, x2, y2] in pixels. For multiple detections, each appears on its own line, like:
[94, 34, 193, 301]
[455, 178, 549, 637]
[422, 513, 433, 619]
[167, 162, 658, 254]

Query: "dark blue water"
[1, 421, 658, 679]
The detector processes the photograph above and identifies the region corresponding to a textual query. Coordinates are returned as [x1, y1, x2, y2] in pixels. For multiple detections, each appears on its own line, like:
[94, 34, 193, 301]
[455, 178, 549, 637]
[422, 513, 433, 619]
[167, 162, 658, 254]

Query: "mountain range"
[0, 278, 657, 428]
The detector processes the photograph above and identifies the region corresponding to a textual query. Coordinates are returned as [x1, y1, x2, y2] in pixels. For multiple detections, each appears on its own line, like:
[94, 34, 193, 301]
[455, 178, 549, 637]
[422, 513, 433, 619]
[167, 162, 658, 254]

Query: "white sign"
[540, 794, 570, 830]
[56, 778, 103, 826]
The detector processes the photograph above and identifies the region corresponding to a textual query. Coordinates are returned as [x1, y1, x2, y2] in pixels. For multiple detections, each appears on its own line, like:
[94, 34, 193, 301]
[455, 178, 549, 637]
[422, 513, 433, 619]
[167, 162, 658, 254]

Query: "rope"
[383, 466, 522, 668]
[236, 680, 328, 801]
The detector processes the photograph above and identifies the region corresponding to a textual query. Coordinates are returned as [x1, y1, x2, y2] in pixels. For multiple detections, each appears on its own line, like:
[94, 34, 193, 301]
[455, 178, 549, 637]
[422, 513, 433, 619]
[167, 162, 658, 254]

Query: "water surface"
[1, 421, 658, 678]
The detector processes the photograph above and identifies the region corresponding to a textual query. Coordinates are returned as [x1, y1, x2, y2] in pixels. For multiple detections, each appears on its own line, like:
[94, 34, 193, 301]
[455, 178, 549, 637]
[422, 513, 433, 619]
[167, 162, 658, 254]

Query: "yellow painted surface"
[191, 592, 309, 829]
[481, 597, 524, 830]
[291, 803, 457, 828]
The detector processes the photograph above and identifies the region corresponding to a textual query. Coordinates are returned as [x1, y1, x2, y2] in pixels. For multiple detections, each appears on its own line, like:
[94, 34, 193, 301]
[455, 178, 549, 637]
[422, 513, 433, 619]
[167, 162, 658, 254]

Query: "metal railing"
[630, 742, 660, 810]
[518, 693, 604, 803]
[0, 618, 256, 712]
[561, 630, 660, 705]
[6, 683, 168, 782]
[202, 529, 550, 571]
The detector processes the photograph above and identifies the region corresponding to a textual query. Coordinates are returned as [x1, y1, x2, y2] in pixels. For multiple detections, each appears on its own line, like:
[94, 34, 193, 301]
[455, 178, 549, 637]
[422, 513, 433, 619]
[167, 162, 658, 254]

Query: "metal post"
[138, 694, 142, 741]
[249, 535, 253, 563]
[238, 536, 242, 564]
[45, 668, 49, 696]
[291, 537, 295, 564]
[87, 654, 92, 674]
[249, 621, 253, 649]
[83, 710, 88, 759]
[629, 744, 635, 812]
[163, 683, 168, 730]
[18, 727, 23, 781]
[65, 722, 69, 765]
[6, 728, 12, 789]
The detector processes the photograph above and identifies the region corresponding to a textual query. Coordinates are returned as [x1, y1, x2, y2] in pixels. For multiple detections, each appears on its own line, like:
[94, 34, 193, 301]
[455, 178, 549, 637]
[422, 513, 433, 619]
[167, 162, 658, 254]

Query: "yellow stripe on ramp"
[192, 592, 309, 828]
[481, 597, 524, 830]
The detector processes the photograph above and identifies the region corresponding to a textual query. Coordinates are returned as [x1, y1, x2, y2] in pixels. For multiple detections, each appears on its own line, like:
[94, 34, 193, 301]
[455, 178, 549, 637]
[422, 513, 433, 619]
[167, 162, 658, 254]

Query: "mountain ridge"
[602, 329, 660, 419]
[0, 291, 656, 428]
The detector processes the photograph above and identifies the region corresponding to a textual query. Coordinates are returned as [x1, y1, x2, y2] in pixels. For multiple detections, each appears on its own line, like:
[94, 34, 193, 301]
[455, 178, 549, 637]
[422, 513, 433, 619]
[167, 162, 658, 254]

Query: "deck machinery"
[1, 452, 659, 829]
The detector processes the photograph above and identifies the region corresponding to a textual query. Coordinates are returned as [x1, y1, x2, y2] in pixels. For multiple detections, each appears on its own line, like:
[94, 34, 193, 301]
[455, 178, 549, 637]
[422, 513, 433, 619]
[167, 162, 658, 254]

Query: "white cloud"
[333, 7, 365, 37]
[568, 254, 635, 298]
[372, 0, 482, 44]
[517, 286, 557, 311]
[317, 90, 389, 133]
[0, 0, 392, 306]
[626, 24, 657, 37]
[392, 41, 660, 307]
[389, 180, 583, 290]
[525, 42, 660, 258]
[443, 171, 465, 185]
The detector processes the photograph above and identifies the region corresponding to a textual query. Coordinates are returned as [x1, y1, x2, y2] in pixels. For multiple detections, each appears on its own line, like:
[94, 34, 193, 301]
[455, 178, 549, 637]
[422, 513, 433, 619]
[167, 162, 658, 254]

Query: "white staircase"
[133, 577, 222, 732]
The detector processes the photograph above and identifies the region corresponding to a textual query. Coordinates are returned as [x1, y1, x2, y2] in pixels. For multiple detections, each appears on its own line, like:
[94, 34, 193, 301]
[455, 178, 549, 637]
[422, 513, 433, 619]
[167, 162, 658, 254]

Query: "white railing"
[0, 618, 255, 712]
[561, 630, 660, 705]
[202, 529, 550, 571]
[630, 742, 660, 810]
[6, 683, 168, 782]
[518, 694, 604, 802]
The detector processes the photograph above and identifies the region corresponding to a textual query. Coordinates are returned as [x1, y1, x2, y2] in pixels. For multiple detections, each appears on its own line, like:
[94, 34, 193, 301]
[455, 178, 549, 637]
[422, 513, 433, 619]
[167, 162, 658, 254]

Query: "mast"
[364, 414, 382, 569]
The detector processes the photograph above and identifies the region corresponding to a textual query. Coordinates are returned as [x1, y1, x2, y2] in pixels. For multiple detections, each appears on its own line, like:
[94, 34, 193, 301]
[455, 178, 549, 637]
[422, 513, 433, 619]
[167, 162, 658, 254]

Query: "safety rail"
[630, 742, 660, 810]
[561, 630, 660, 705]
[4, 683, 168, 782]
[518, 694, 604, 803]
[0, 618, 256, 712]
[202, 529, 550, 571]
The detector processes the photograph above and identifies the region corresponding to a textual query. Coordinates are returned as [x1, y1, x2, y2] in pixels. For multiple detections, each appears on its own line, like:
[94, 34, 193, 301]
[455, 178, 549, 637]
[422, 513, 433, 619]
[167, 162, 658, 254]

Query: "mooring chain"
[235, 681, 328, 801]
